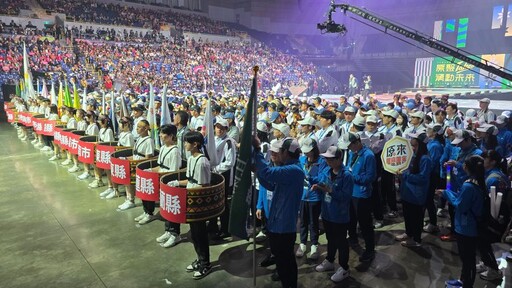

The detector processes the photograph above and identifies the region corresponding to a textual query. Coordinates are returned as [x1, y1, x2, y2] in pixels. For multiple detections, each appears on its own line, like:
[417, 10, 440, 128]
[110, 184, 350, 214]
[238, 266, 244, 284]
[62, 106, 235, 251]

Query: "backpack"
[473, 182, 509, 243]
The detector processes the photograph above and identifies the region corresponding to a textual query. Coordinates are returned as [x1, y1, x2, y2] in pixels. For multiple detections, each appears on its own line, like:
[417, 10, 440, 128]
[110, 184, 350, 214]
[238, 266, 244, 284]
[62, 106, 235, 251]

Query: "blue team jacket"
[400, 155, 432, 205]
[443, 181, 484, 237]
[347, 146, 376, 198]
[299, 156, 329, 202]
[450, 145, 482, 193]
[254, 151, 305, 234]
[427, 139, 443, 172]
[320, 166, 354, 224]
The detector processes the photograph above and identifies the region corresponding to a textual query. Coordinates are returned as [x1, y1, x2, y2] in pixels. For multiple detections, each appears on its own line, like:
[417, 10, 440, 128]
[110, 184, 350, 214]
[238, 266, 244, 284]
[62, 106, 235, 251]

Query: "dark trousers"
[190, 221, 210, 267]
[299, 201, 321, 245]
[142, 200, 155, 215]
[456, 233, 477, 288]
[478, 230, 499, 271]
[371, 178, 384, 221]
[438, 178, 447, 209]
[323, 220, 349, 270]
[268, 232, 297, 288]
[425, 170, 440, 225]
[448, 204, 455, 234]
[165, 221, 181, 235]
[381, 171, 397, 212]
[402, 201, 424, 243]
[349, 197, 375, 252]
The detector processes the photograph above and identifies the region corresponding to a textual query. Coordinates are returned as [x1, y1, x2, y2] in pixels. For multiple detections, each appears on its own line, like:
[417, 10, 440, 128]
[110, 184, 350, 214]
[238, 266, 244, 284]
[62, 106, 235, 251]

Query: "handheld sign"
[380, 136, 413, 174]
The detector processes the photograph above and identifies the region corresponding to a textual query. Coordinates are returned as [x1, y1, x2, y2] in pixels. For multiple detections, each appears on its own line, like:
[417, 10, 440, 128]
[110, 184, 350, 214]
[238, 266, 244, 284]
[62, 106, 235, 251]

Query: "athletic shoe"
[308, 244, 319, 260]
[99, 187, 114, 198]
[156, 231, 171, 243]
[316, 259, 335, 272]
[68, 165, 81, 173]
[444, 279, 463, 287]
[255, 231, 267, 242]
[105, 190, 118, 199]
[387, 211, 399, 218]
[374, 221, 384, 229]
[192, 265, 211, 280]
[161, 234, 182, 248]
[118, 200, 135, 211]
[423, 224, 440, 233]
[296, 243, 306, 257]
[475, 261, 487, 273]
[134, 212, 147, 222]
[61, 159, 72, 166]
[77, 172, 91, 180]
[34, 142, 44, 148]
[480, 269, 502, 281]
[395, 233, 408, 241]
[40, 146, 52, 152]
[330, 267, 349, 282]
[437, 208, 446, 218]
[88, 179, 104, 188]
[31, 139, 38, 144]
[400, 239, 421, 247]
[138, 213, 155, 225]
[186, 259, 200, 272]
[48, 155, 60, 161]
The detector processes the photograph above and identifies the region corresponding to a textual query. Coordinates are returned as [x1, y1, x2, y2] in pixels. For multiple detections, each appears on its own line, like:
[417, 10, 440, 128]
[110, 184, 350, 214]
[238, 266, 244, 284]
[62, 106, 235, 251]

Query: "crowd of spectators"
[37, 0, 234, 36]
[0, 0, 29, 16]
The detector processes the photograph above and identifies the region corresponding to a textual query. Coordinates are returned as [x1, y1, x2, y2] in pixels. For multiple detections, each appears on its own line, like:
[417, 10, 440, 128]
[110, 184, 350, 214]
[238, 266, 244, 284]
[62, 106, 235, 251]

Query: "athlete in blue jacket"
[253, 137, 305, 288]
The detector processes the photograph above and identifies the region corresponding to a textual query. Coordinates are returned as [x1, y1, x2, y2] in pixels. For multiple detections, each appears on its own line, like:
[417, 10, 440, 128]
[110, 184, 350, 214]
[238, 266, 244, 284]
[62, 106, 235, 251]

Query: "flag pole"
[251, 66, 259, 288]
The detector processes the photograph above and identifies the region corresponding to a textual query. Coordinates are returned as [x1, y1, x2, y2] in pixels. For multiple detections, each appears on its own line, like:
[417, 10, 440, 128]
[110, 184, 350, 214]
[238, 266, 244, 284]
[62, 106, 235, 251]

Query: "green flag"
[229, 67, 258, 239]
[15, 81, 21, 97]
[64, 81, 72, 107]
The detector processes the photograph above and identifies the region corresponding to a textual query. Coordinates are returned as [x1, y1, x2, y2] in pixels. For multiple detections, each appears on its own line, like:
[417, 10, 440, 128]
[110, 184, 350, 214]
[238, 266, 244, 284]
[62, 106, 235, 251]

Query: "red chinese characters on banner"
[53, 127, 63, 146]
[110, 157, 131, 185]
[160, 185, 187, 223]
[42, 120, 55, 136]
[95, 144, 117, 170]
[135, 168, 160, 201]
[78, 141, 96, 164]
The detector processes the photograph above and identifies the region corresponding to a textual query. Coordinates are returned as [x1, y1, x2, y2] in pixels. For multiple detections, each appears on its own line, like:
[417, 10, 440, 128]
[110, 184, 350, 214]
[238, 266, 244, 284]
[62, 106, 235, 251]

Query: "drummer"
[168, 131, 212, 279]
[59, 107, 77, 164]
[100, 116, 135, 199]
[68, 109, 88, 173]
[154, 124, 183, 248]
[89, 114, 115, 188]
[119, 120, 155, 213]
[77, 111, 100, 181]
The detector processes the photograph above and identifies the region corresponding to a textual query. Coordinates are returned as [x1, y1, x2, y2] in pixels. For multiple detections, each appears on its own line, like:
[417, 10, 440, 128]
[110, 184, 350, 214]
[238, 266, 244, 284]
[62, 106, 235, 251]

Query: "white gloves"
[168, 180, 179, 187]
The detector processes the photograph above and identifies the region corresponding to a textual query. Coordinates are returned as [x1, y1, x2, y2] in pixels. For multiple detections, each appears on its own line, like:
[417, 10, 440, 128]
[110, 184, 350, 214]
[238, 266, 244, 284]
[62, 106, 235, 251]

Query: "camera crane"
[318, 1, 512, 83]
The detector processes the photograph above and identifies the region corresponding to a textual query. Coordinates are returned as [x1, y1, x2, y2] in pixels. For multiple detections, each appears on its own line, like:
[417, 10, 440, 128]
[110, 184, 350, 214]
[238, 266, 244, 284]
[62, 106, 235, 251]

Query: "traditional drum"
[68, 130, 86, 155]
[78, 135, 98, 165]
[159, 172, 225, 223]
[31, 114, 46, 135]
[135, 160, 180, 202]
[53, 125, 67, 148]
[110, 148, 158, 185]
[95, 142, 125, 170]
[5, 108, 18, 123]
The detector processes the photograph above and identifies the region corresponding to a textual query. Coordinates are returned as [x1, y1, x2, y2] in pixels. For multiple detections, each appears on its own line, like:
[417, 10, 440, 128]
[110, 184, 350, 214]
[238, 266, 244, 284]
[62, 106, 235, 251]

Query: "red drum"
[68, 130, 85, 155]
[18, 112, 33, 126]
[32, 114, 46, 134]
[6, 108, 17, 123]
[95, 142, 124, 170]
[160, 172, 225, 223]
[135, 159, 173, 202]
[78, 135, 98, 164]
[42, 120, 59, 136]
[110, 149, 157, 185]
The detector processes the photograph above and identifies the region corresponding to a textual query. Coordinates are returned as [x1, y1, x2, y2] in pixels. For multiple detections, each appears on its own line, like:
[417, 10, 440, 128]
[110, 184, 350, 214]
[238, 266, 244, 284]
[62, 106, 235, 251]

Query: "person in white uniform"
[89, 114, 115, 188]
[154, 124, 183, 248]
[120, 119, 155, 213]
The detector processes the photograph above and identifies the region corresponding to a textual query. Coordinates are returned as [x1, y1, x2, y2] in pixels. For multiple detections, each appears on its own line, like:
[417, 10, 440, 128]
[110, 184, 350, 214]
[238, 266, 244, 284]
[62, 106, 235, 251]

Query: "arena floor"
[0, 122, 511, 288]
